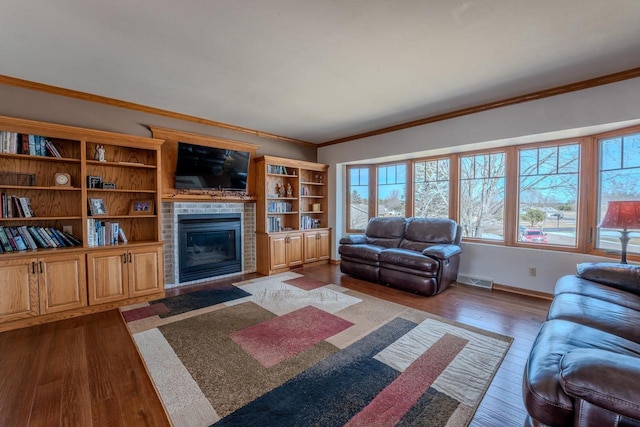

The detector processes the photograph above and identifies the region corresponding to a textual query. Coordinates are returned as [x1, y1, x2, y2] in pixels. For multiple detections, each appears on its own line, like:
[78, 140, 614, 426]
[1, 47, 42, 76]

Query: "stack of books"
[0, 225, 81, 252]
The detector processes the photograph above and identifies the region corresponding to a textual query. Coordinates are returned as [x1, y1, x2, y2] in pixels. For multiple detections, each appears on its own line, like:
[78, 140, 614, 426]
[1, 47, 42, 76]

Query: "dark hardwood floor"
[0, 264, 550, 426]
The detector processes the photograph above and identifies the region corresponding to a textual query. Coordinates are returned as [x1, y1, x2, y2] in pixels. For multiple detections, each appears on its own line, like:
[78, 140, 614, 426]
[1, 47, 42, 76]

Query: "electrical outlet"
[63, 225, 73, 235]
[529, 267, 536, 277]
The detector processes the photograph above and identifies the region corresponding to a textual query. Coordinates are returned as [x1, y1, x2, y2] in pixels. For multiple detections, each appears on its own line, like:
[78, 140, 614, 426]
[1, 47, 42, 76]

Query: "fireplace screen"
[178, 214, 242, 282]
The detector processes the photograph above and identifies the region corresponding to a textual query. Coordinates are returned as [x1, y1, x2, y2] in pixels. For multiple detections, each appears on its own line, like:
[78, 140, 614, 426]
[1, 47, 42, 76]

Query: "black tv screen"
[174, 142, 250, 191]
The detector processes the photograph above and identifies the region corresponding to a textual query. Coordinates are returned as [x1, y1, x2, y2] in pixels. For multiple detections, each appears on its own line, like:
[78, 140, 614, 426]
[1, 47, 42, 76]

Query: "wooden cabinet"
[38, 253, 86, 314]
[87, 244, 163, 305]
[0, 258, 38, 323]
[128, 245, 163, 298]
[0, 115, 165, 332]
[261, 233, 303, 274]
[255, 155, 330, 275]
[0, 253, 86, 323]
[303, 230, 330, 264]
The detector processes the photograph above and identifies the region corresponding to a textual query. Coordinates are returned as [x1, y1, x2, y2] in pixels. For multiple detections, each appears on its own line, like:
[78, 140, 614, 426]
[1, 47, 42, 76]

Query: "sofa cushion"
[548, 293, 640, 342]
[577, 263, 640, 296]
[523, 319, 640, 427]
[338, 244, 385, 263]
[554, 275, 640, 312]
[398, 218, 457, 251]
[379, 248, 439, 273]
[365, 217, 407, 239]
[560, 349, 640, 422]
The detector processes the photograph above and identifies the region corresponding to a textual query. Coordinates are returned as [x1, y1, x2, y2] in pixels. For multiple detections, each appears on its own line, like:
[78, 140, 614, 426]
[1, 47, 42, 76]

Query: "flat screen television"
[174, 142, 250, 191]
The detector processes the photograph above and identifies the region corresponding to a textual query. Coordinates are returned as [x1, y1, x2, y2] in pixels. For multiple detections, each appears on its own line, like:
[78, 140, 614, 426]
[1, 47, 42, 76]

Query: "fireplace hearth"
[178, 213, 242, 283]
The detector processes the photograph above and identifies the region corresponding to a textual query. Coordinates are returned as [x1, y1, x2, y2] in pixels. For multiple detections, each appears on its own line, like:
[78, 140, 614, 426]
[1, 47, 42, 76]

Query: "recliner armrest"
[577, 263, 640, 295]
[421, 244, 462, 260]
[340, 235, 367, 245]
[560, 349, 640, 421]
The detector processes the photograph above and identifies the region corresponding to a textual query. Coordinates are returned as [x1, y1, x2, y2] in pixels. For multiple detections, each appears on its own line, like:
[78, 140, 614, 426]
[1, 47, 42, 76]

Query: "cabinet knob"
[123, 253, 127, 264]
[39, 261, 43, 274]
[31, 262, 36, 275]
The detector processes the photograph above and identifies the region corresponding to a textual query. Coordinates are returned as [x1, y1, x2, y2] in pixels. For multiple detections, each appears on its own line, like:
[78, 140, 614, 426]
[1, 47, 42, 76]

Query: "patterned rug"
[121, 272, 512, 427]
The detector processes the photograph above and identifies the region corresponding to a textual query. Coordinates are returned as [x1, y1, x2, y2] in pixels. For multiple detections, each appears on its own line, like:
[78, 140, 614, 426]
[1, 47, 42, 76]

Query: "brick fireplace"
[162, 202, 256, 288]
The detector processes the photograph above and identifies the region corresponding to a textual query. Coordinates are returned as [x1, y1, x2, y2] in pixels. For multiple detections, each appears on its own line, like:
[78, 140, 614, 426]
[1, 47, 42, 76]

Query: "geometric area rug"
[121, 272, 513, 427]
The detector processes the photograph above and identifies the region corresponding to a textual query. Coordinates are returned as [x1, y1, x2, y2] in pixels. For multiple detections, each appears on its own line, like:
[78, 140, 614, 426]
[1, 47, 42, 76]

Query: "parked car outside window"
[519, 228, 548, 244]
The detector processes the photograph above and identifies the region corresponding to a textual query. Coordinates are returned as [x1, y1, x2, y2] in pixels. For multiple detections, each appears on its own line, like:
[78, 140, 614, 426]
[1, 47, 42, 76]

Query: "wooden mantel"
[150, 126, 259, 203]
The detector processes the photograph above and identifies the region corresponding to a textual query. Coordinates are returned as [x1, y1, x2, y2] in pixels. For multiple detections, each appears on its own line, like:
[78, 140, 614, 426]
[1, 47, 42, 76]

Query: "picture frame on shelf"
[130, 199, 154, 215]
[88, 198, 107, 216]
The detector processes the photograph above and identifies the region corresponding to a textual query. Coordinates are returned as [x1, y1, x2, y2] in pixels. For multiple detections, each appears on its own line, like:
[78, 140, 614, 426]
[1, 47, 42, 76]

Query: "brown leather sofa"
[338, 217, 462, 296]
[523, 263, 640, 427]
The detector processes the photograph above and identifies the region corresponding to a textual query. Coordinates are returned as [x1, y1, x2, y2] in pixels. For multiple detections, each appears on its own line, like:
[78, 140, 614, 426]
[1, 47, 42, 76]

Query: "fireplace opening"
[178, 213, 242, 283]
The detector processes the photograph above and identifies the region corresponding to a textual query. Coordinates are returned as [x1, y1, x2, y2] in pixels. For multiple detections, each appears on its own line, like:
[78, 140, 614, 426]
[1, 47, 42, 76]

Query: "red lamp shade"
[598, 201, 640, 230]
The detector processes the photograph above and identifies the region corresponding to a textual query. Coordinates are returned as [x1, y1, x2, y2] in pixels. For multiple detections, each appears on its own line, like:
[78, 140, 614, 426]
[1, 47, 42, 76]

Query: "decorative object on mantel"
[169, 188, 254, 201]
[598, 200, 640, 264]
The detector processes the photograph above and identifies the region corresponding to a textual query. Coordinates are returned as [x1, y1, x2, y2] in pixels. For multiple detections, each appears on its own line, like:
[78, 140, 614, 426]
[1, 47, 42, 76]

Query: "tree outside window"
[413, 158, 449, 218]
[348, 167, 370, 231]
[459, 152, 505, 240]
[518, 144, 580, 246]
[598, 133, 640, 254]
[377, 164, 406, 217]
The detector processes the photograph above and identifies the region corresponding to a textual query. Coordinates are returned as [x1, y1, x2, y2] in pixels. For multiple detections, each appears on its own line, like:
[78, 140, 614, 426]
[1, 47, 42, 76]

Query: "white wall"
[318, 77, 640, 293]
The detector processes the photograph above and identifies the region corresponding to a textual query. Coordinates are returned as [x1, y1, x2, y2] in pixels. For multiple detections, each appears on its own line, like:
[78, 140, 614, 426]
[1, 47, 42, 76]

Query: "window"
[342, 124, 640, 263]
[347, 166, 370, 231]
[597, 132, 640, 254]
[459, 152, 505, 240]
[377, 163, 406, 217]
[518, 144, 580, 246]
[413, 158, 449, 218]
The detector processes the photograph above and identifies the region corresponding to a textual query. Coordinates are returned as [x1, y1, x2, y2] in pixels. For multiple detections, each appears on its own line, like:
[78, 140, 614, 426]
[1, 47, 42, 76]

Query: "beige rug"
[121, 272, 512, 427]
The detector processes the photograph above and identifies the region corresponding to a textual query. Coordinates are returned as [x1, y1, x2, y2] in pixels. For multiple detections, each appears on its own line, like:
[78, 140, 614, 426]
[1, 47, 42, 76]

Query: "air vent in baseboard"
[457, 274, 494, 289]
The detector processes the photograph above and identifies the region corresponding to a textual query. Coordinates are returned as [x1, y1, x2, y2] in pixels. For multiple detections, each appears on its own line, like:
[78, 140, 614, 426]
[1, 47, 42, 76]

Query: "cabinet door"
[39, 253, 87, 314]
[317, 230, 330, 261]
[269, 235, 288, 270]
[288, 233, 304, 267]
[128, 245, 164, 298]
[87, 249, 128, 305]
[303, 232, 319, 263]
[0, 258, 39, 323]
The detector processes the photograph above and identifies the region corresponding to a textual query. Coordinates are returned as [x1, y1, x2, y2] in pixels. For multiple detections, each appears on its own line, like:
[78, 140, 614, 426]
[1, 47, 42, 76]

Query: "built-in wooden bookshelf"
[254, 155, 330, 275]
[0, 115, 165, 332]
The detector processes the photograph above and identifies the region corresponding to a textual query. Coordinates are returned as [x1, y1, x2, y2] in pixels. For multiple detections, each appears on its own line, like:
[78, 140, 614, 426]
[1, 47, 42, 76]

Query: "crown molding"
[0, 74, 315, 148]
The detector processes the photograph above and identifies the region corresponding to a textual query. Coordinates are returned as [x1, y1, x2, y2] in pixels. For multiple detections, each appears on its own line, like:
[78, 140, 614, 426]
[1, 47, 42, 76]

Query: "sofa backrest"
[365, 217, 407, 248]
[399, 218, 460, 251]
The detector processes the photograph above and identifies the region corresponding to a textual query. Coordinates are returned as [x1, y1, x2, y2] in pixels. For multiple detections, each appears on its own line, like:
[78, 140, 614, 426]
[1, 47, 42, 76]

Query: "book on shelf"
[9, 228, 27, 251]
[37, 227, 57, 248]
[0, 226, 13, 251]
[18, 226, 38, 249]
[18, 197, 34, 218]
[118, 228, 128, 243]
[44, 139, 62, 158]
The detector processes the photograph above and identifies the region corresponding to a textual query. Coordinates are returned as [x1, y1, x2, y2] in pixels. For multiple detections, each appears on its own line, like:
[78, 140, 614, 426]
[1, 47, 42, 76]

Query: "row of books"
[267, 201, 294, 213]
[267, 216, 284, 232]
[1, 194, 35, 218]
[0, 132, 63, 157]
[301, 215, 321, 230]
[0, 225, 81, 252]
[87, 219, 128, 247]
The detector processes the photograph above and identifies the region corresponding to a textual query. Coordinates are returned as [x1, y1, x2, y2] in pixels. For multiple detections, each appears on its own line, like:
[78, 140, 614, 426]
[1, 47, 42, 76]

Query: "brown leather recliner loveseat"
[523, 262, 640, 427]
[338, 217, 462, 296]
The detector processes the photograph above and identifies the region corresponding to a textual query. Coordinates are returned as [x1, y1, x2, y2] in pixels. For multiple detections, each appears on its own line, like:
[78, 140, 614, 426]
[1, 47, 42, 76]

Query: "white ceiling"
[1, 0, 640, 144]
